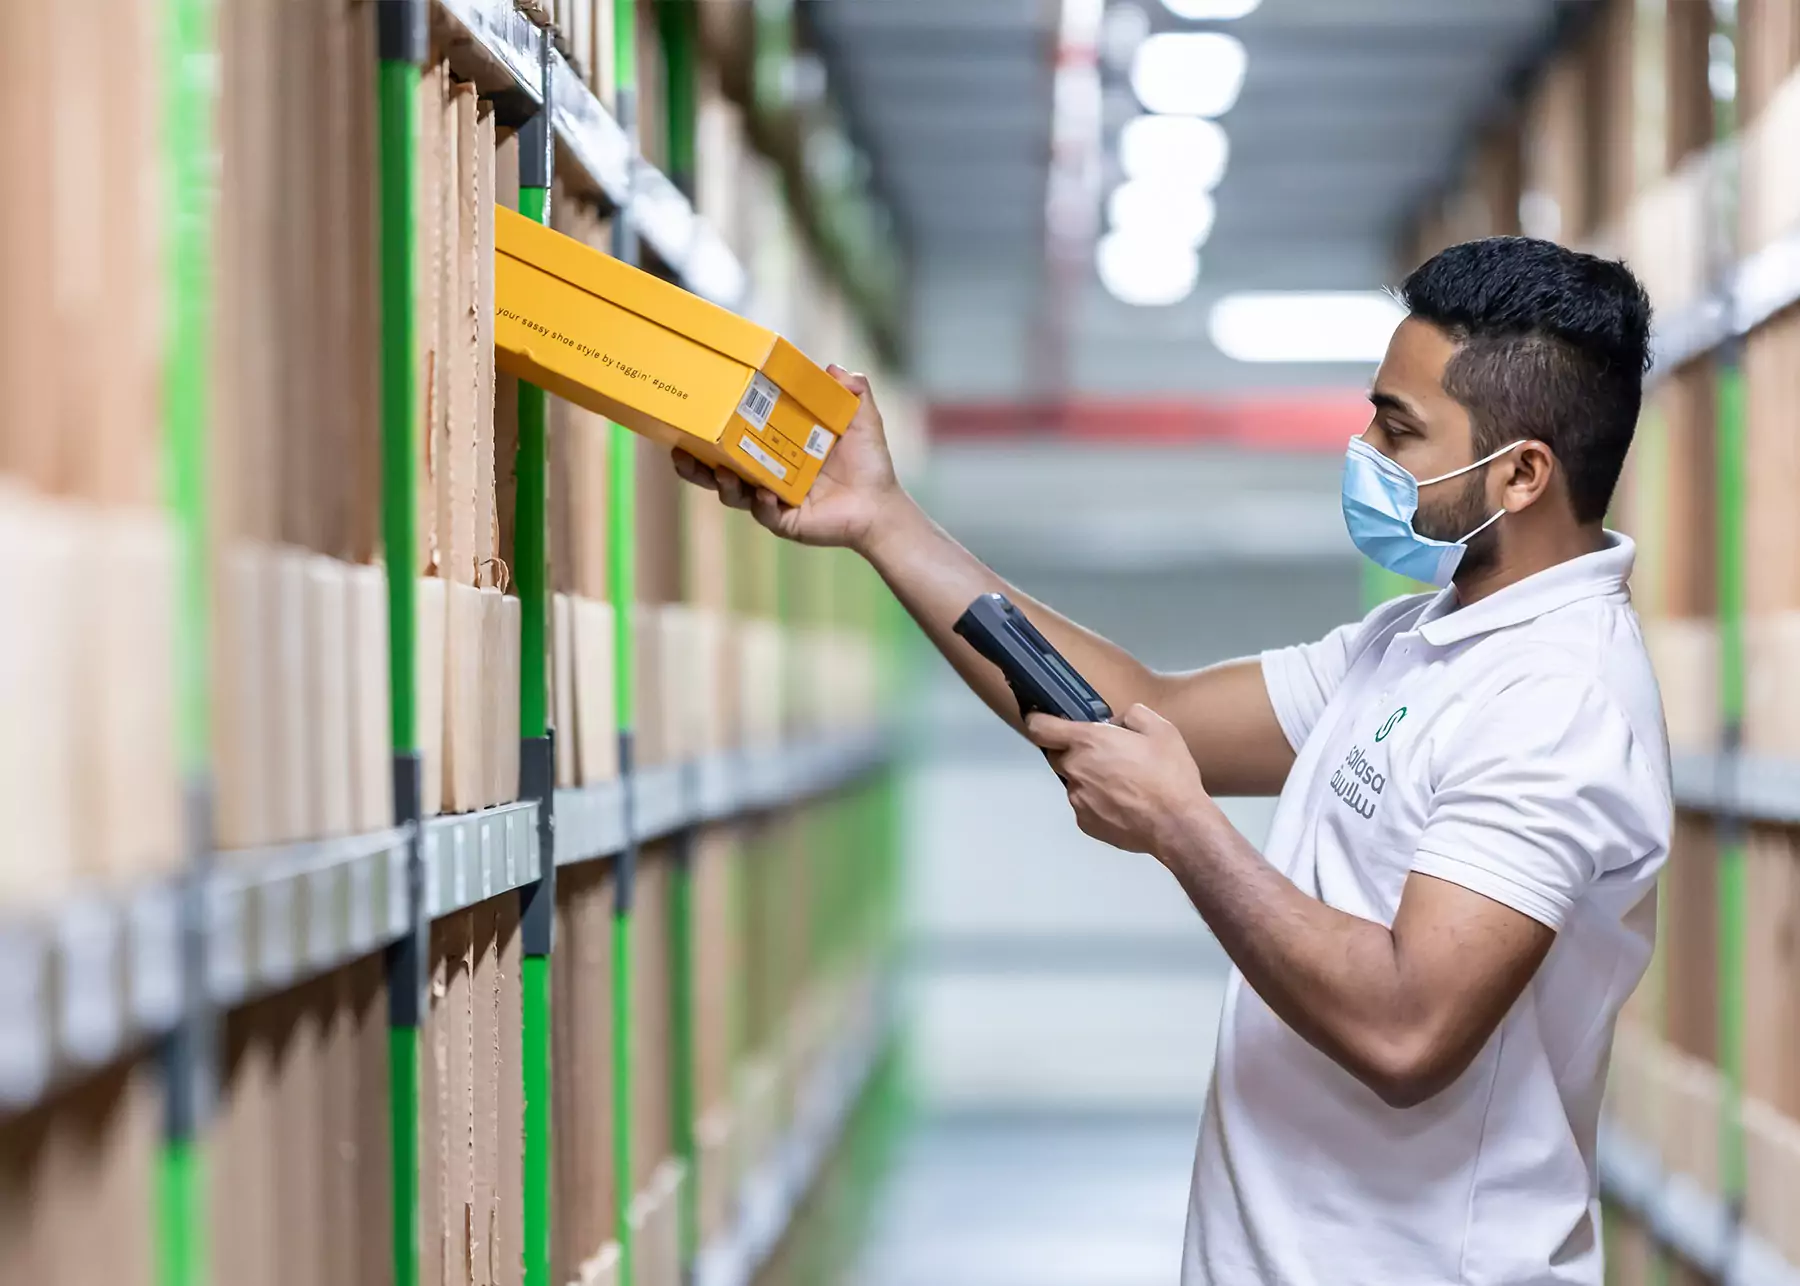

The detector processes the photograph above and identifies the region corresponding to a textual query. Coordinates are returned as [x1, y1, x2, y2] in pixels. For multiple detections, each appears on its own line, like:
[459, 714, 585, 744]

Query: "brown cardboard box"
[574, 597, 620, 785]
[480, 586, 507, 808]
[496, 900, 525, 1286]
[554, 593, 579, 788]
[215, 542, 272, 851]
[81, 506, 181, 885]
[419, 575, 450, 818]
[308, 557, 356, 839]
[348, 563, 396, 831]
[269, 546, 313, 844]
[552, 865, 618, 1282]
[473, 902, 501, 1285]
[445, 580, 486, 813]
[1643, 617, 1719, 753]
[1744, 826, 1800, 1116]
[0, 494, 73, 907]
[0, 1063, 159, 1286]
[1744, 1096, 1800, 1265]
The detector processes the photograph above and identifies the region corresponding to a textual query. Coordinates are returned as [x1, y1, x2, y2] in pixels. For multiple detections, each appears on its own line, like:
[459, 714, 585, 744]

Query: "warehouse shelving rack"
[0, 4, 904, 1286]
[1584, 20, 1800, 1281]
[1382, 13, 1800, 1278]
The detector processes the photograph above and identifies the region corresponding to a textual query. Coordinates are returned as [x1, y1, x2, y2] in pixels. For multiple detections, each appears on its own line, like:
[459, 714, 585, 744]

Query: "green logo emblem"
[1375, 707, 1407, 743]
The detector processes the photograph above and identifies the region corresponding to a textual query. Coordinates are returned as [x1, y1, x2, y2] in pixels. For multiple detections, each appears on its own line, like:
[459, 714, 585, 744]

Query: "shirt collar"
[1413, 531, 1635, 647]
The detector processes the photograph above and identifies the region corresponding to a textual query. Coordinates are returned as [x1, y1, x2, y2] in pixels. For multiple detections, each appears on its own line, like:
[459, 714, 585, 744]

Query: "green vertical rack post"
[1712, 0, 1749, 1226]
[1716, 360, 1748, 1209]
[160, 0, 217, 1282]
[377, 5, 427, 1286]
[655, 0, 702, 1265]
[516, 38, 558, 1286]
[610, 2, 643, 1282]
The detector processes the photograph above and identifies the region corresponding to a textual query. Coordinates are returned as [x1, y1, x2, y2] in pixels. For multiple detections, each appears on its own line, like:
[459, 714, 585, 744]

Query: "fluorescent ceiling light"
[1097, 230, 1199, 307]
[1209, 292, 1408, 363]
[1060, 0, 1107, 47]
[1101, 3, 1152, 72]
[1118, 115, 1230, 190]
[1131, 32, 1248, 117]
[1162, 0, 1262, 18]
[1108, 180, 1216, 248]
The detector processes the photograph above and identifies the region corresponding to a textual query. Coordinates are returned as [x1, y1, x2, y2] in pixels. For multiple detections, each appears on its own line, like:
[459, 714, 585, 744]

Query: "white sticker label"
[738, 435, 789, 481]
[737, 373, 779, 431]
[803, 425, 834, 461]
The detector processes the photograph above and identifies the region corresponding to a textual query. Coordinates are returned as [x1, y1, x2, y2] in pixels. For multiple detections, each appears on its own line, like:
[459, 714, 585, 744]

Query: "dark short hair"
[1400, 237, 1653, 525]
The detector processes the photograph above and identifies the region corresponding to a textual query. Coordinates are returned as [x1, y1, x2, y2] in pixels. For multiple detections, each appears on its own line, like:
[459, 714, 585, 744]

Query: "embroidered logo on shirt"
[1374, 706, 1407, 743]
[1330, 744, 1386, 820]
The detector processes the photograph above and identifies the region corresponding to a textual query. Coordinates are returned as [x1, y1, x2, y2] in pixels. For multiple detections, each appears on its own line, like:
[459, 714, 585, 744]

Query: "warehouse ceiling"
[806, 0, 1581, 400]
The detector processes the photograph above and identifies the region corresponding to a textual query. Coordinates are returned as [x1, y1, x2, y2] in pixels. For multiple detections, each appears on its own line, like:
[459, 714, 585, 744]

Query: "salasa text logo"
[1330, 744, 1386, 820]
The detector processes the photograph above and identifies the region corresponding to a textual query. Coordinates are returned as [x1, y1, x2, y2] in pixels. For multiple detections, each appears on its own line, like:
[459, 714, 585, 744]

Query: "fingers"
[671, 449, 719, 493]
[1118, 703, 1172, 737]
[1024, 713, 1085, 751]
[749, 487, 790, 533]
[826, 363, 870, 398]
[712, 467, 758, 511]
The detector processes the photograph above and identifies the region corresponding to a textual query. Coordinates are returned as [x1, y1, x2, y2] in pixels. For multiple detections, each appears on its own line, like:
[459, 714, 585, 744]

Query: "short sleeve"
[1410, 675, 1668, 931]
[1260, 594, 1432, 751]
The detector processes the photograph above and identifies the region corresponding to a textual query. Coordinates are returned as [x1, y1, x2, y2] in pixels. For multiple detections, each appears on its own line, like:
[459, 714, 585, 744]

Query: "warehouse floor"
[851, 1111, 1201, 1286]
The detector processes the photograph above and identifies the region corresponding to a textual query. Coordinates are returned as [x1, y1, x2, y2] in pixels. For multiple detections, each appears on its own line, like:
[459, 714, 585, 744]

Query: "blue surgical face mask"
[1341, 436, 1525, 587]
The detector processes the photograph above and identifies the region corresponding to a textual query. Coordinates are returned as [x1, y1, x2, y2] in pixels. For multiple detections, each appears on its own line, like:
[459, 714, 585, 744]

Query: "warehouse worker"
[673, 236, 1671, 1286]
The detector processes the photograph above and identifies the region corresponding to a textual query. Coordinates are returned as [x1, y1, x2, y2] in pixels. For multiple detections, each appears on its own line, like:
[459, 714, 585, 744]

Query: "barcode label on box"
[803, 426, 834, 461]
[738, 435, 789, 481]
[738, 373, 779, 431]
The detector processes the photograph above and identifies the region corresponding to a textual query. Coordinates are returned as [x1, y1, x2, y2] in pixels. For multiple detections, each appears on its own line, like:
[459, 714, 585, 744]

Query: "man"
[673, 236, 1672, 1286]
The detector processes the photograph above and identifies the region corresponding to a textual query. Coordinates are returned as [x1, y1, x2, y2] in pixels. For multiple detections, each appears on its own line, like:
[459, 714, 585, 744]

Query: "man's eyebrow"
[1368, 389, 1421, 419]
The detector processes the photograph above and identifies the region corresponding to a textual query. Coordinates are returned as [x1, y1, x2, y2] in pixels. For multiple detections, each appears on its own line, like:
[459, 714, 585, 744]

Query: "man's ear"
[1503, 441, 1556, 510]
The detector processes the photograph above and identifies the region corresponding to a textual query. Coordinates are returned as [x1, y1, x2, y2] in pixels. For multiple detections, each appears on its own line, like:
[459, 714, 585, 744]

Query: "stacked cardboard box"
[0, 0, 182, 913]
[551, 863, 621, 1285]
[210, 961, 393, 1286]
[0, 1066, 161, 1286]
[414, 59, 523, 821]
[210, 0, 393, 855]
[0, 1, 180, 1275]
[416, 904, 526, 1286]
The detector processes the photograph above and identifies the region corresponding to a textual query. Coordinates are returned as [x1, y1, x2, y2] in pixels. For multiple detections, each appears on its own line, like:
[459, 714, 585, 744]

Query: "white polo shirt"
[1183, 533, 1672, 1286]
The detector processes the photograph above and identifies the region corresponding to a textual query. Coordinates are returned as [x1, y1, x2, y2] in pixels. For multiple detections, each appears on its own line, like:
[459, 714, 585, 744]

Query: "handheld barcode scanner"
[954, 594, 1112, 777]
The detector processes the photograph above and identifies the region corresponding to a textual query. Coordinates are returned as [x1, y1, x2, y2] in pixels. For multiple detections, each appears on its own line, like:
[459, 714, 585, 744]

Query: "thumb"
[1118, 703, 1173, 738]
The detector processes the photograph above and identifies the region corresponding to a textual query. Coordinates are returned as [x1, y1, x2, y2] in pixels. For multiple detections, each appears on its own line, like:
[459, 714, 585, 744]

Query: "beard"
[1412, 469, 1501, 580]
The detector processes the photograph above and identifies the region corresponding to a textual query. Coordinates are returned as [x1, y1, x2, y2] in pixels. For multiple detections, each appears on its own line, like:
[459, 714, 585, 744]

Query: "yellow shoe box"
[493, 206, 858, 507]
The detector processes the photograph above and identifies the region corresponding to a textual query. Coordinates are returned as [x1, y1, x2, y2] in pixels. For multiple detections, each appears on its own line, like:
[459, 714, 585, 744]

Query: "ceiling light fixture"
[1209, 292, 1408, 363]
[1096, 230, 1200, 307]
[1101, 2, 1151, 72]
[1130, 32, 1248, 117]
[1118, 114, 1230, 190]
[1108, 180, 1217, 247]
[1161, 0, 1263, 19]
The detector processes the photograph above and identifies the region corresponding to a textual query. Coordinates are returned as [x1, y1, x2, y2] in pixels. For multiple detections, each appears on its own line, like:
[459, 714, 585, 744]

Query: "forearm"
[859, 491, 1162, 733]
[1153, 801, 1428, 1101]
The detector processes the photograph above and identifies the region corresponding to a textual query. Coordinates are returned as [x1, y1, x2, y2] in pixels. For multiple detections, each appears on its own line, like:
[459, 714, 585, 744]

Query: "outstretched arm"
[672, 368, 1296, 796]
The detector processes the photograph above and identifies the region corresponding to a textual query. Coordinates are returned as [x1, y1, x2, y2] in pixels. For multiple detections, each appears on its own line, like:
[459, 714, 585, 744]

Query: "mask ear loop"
[1417, 439, 1528, 489]
[1454, 506, 1507, 545]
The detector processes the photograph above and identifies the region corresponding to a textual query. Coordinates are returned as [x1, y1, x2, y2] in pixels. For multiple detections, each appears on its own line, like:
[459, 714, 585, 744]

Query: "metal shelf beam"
[0, 884, 183, 1112]
[1671, 751, 1800, 826]
[1652, 224, 1800, 381]
[0, 736, 893, 1116]
[1599, 1125, 1800, 1286]
[421, 802, 543, 919]
[207, 829, 412, 1007]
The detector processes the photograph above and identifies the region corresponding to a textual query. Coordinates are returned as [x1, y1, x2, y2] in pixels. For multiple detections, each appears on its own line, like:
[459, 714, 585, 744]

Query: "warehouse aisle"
[850, 1112, 1200, 1286]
